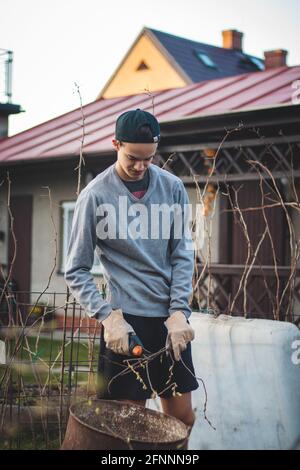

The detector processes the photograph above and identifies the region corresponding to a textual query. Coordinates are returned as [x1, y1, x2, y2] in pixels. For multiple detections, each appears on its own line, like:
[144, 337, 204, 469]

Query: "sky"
[1, 0, 299, 137]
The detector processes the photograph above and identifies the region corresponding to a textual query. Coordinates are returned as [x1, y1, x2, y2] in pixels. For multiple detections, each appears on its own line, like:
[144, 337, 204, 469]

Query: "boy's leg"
[160, 392, 195, 432]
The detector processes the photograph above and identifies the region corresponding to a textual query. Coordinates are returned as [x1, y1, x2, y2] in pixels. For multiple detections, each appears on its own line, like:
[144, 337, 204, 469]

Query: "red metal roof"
[0, 65, 299, 164]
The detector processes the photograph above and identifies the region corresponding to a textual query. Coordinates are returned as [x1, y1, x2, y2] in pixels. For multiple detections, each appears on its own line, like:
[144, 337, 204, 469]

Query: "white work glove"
[164, 310, 195, 361]
[101, 308, 135, 356]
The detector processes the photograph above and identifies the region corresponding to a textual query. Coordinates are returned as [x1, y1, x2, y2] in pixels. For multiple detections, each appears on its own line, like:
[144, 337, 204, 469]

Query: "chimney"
[222, 29, 243, 51]
[264, 49, 288, 69]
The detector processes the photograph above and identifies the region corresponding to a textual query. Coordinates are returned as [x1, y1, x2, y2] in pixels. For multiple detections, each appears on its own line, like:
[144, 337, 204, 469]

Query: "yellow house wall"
[102, 34, 187, 98]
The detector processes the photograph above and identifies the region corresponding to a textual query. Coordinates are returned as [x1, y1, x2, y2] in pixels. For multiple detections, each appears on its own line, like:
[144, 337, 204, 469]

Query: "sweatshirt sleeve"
[64, 189, 113, 321]
[168, 181, 195, 319]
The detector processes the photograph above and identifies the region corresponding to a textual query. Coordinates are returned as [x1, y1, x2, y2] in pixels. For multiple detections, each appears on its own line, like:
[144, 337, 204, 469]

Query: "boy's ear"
[112, 139, 119, 150]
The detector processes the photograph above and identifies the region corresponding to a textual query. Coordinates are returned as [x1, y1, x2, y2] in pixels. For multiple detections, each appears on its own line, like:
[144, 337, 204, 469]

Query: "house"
[97, 26, 270, 99]
[0, 35, 299, 323]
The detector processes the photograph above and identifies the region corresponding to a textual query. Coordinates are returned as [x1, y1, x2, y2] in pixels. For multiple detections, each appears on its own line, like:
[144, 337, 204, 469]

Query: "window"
[236, 51, 264, 71]
[194, 50, 218, 69]
[247, 56, 264, 70]
[136, 60, 149, 71]
[61, 201, 102, 275]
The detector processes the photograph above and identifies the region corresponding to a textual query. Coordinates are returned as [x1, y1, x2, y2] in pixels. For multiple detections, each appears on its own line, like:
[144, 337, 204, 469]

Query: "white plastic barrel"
[188, 313, 300, 450]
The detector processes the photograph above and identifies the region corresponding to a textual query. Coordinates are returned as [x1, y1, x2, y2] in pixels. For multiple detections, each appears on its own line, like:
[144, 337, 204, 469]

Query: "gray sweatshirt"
[64, 162, 194, 321]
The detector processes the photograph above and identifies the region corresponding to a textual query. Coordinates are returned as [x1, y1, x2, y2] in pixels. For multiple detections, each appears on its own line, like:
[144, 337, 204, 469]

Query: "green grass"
[20, 335, 99, 365]
[0, 335, 100, 388]
[0, 430, 60, 450]
[0, 336, 102, 450]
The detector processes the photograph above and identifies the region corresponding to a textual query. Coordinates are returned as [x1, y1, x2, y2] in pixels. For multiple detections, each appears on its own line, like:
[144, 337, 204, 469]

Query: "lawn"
[0, 335, 100, 390]
[0, 335, 102, 449]
[0, 429, 60, 450]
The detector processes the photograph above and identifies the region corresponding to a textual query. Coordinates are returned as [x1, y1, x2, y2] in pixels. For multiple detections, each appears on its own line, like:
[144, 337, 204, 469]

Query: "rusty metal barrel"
[61, 399, 189, 450]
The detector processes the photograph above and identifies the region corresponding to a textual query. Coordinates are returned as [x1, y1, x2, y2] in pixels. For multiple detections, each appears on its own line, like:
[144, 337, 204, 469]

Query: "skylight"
[248, 56, 265, 70]
[194, 50, 217, 68]
[236, 51, 265, 70]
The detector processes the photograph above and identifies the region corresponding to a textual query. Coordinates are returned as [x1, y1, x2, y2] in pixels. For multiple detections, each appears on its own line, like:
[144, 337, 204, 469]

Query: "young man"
[64, 108, 199, 431]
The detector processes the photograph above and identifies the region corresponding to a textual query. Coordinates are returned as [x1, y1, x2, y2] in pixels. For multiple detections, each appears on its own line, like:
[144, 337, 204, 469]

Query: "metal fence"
[0, 287, 101, 449]
[0, 279, 299, 449]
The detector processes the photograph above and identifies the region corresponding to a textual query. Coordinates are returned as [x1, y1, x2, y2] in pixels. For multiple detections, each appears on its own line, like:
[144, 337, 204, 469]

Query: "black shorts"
[97, 313, 199, 401]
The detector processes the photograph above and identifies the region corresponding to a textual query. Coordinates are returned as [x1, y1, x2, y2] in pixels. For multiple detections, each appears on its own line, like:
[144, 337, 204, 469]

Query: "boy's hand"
[102, 308, 135, 355]
[164, 310, 195, 361]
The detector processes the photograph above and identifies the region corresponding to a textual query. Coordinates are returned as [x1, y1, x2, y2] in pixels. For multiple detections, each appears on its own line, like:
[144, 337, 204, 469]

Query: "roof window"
[194, 50, 217, 68]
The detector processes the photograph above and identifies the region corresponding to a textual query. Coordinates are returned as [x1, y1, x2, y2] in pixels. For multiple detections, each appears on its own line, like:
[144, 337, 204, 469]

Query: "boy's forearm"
[64, 190, 112, 322]
[168, 181, 194, 318]
[169, 248, 194, 318]
[64, 267, 112, 321]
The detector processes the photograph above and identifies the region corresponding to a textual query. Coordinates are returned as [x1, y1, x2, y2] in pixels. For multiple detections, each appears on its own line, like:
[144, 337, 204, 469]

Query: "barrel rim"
[68, 399, 189, 446]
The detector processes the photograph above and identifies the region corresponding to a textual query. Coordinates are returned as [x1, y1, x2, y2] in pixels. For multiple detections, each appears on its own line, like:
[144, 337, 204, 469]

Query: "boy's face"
[112, 139, 158, 181]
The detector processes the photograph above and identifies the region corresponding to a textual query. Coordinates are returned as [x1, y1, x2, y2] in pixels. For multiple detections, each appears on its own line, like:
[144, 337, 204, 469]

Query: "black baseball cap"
[115, 108, 160, 144]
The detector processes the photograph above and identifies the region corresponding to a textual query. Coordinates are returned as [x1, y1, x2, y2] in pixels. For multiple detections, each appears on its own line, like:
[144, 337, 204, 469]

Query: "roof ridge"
[146, 27, 263, 60]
